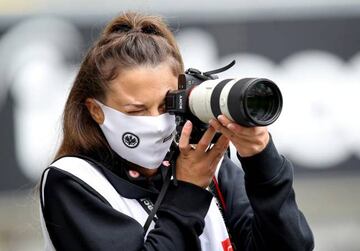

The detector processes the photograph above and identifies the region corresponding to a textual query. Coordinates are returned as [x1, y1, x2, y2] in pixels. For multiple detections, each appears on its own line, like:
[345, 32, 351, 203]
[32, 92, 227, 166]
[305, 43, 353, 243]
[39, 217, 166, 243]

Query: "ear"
[85, 98, 105, 124]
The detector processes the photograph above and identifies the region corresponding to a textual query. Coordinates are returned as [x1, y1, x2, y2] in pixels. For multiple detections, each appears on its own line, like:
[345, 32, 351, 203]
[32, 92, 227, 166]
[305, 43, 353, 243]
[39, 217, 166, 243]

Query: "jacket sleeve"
[217, 136, 314, 251]
[41, 168, 213, 251]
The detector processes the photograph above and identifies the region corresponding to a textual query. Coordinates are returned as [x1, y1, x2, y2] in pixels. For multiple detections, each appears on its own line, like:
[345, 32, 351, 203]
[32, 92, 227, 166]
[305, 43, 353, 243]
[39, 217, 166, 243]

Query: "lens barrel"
[188, 78, 282, 127]
[227, 78, 282, 126]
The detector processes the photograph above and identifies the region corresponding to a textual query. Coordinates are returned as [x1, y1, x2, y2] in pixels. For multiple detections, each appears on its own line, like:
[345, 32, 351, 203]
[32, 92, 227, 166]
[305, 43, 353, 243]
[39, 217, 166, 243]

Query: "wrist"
[176, 175, 212, 189]
[237, 132, 270, 158]
[160, 180, 213, 214]
[237, 134, 284, 184]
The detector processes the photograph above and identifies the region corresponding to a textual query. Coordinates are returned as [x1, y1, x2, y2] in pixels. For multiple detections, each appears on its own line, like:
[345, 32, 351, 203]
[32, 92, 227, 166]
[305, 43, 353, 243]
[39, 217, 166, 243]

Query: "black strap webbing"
[137, 198, 158, 222]
[142, 143, 179, 235]
[143, 167, 172, 234]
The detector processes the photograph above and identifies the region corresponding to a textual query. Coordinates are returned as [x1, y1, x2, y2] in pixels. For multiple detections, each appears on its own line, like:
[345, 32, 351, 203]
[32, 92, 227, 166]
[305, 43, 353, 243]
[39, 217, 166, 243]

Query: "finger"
[228, 124, 267, 137]
[209, 118, 236, 139]
[209, 141, 229, 171]
[208, 118, 223, 132]
[178, 120, 192, 154]
[218, 115, 256, 135]
[208, 135, 229, 159]
[215, 134, 230, 150]
[217, 115, 232, 127]
[211, 117, 267, 137]
[210, 117, 237, 137]
[196, 125, 216, 152]
[213, 127, 266, 147]
[210, 152, 225, 171]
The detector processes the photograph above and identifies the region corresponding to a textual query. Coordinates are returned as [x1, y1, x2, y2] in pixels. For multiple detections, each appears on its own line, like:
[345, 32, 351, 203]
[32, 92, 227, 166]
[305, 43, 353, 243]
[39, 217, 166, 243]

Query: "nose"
[148, 107, 163, 116]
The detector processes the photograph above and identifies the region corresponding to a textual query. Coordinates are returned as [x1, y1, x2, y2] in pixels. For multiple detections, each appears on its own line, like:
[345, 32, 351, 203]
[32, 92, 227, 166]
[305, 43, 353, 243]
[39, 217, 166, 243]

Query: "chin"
[140, 167, 158, 177]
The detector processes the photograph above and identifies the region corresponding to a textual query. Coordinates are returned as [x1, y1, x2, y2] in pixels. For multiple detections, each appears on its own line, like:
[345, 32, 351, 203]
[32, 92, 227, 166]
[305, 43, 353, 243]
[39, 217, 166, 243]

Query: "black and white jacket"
[39, 138, 314, 251]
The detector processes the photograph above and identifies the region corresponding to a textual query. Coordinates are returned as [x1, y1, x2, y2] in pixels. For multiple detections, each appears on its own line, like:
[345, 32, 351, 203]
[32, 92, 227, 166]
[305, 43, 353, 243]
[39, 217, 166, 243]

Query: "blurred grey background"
[0, 0, 359, 250]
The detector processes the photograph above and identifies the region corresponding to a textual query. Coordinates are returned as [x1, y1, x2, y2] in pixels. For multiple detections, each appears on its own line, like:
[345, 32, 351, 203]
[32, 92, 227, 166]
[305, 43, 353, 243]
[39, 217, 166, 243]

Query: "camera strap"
[136, 198, 157, 221]
[203, 60, 236, 77]
[142, 142, 179, 235]
[141, 167, 172, 234]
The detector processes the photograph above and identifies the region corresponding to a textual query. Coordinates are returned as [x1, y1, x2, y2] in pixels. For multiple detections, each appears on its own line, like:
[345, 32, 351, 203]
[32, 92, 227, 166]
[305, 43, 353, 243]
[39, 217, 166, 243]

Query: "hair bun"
[105, 14, 163, 37]
[111, 24, 132, 33]
[111, 23, 160, 36]
[100, 11, 183, 72]
[141, 24, 159, 35]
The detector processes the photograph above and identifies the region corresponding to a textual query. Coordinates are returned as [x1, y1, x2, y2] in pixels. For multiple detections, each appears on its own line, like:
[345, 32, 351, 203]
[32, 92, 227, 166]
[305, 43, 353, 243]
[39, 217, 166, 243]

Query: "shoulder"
[40, 156, 111, 208]
[39, 158, 145, 251]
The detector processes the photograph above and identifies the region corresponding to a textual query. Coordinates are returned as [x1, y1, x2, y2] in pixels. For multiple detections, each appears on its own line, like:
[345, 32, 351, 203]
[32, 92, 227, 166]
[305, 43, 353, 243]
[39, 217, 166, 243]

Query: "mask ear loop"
[143, 141, 179, 235]
[93, 99, 104, 107]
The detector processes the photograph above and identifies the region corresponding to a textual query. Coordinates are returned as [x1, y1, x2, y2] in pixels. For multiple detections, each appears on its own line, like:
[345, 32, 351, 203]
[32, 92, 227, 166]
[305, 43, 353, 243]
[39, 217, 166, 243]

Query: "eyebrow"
[123, 89, 170, 108]
[124, 104, 146, 108]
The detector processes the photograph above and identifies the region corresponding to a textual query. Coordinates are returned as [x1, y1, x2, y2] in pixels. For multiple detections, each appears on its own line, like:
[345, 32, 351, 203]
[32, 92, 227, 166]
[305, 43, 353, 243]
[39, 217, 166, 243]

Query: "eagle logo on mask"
[122, 132, 140, 148]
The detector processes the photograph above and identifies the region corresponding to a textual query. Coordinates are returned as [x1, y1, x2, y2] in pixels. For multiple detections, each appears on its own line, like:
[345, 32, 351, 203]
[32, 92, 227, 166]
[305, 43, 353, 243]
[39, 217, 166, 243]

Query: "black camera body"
[165, 61, 283, 143]
[165, 68, 218, 143]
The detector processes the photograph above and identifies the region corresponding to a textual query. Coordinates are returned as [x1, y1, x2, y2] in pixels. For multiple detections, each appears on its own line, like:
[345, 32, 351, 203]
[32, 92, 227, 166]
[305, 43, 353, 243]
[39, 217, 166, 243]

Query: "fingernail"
[162, 160, 170, 167]
[129, 170, 140, 178]
[184, 120, 191, 128]
[227, 123, 235, 130]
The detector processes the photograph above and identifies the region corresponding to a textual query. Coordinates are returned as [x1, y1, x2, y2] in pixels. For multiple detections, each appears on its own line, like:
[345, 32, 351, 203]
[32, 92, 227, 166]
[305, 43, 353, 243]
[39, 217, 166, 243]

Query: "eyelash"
[127, 110, 144, 115]
[127, 104, 165, 115]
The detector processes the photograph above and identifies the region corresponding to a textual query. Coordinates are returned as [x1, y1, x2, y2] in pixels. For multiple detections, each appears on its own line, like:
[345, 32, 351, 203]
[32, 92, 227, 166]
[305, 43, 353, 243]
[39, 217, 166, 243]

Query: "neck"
[135, 166, 158, 177]
[119, 155, 159, 177]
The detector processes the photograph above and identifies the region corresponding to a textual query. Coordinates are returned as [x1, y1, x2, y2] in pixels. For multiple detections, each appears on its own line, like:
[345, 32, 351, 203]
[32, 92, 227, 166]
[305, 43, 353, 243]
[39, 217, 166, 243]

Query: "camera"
[165, 61, 283, 143]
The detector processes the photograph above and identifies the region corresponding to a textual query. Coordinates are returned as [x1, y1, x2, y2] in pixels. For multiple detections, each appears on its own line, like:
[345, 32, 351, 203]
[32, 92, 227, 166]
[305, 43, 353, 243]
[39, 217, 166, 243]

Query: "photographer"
[39, 12, 314, 251]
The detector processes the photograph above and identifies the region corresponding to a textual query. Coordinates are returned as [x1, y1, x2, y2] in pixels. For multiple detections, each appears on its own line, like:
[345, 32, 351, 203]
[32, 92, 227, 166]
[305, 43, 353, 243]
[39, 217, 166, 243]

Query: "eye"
[127, 110, 145, 115]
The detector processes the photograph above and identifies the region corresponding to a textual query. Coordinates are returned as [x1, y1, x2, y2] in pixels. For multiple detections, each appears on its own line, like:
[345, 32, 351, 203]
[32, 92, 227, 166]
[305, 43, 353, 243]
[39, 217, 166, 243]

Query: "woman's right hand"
[176, 120, 230, 188]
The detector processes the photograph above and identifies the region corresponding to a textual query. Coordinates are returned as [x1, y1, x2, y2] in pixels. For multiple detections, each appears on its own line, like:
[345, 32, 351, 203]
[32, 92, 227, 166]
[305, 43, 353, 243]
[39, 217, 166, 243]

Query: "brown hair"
[54, 12, 184, 159]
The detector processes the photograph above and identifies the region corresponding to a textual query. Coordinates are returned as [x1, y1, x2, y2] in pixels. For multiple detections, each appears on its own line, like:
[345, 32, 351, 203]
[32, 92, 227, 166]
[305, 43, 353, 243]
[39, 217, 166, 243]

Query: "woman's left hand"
[209, 115, 269, 158]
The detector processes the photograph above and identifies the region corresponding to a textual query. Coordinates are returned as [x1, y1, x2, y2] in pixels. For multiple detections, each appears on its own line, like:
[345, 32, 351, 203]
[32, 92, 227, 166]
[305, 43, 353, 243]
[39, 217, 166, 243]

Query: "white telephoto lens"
[218, 78, 240, 122]
[188, 79, 223, 123]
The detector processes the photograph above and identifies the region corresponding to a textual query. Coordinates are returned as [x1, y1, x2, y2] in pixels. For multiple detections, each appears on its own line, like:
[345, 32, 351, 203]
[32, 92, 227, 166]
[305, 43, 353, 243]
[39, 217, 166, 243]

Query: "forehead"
[107, 63, 178, 104]
[107, 63, 178, 105]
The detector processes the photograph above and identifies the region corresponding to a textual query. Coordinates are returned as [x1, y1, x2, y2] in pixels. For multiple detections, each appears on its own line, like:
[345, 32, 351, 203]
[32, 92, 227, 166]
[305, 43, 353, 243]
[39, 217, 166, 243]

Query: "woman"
[39, 12, 314, 251]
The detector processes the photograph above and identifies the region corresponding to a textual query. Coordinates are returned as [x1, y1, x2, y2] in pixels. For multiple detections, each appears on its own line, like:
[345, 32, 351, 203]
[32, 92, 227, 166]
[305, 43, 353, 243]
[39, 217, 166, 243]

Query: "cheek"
[170, 78, 178, 90]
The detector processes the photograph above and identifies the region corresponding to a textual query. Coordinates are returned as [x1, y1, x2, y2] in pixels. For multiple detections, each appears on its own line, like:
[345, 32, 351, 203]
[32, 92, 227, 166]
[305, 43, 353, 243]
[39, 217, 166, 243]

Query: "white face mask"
[95, 100, 176, 169]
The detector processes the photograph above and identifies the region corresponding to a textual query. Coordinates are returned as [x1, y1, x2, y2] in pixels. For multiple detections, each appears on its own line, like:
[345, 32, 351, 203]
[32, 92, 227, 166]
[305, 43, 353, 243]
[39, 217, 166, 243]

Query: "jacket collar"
[71, 152, 169, 200]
